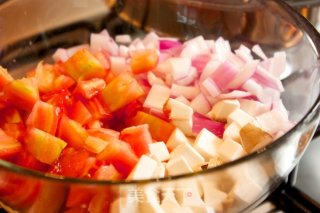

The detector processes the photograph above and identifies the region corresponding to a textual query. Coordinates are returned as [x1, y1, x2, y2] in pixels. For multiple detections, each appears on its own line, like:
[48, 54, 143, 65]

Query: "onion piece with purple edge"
[192, 112, 225, 138]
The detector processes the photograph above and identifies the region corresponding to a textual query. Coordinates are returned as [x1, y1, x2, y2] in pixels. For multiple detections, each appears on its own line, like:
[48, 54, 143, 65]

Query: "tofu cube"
[171, 118, 193, 137]
[166, 128, 190, 151]
[143, 84, 171, 110]
[140, 186, 164, 213]
[149, 142, 170, 162]
[223, 122, 241, 142]
[110, 197, 139, 213]
[229, 177, 263, 204]
[160, 192, 181, 213]
[239, 99, 269, 116]
[127, 155, 158, 180]
[151, 162, 166, 179]
[175, 96, 190, 105]
[218, 138, 244, 162]
[166, 156, 193, 176]
[170, 143, 205, 169]
[202, 184, 227, 212]
[227, 108, 254, 128]
[167, 98, 193, 120]
[188, 205, 215, 213]
[207, 99, 240, 122]
[193, 128, 223, 160]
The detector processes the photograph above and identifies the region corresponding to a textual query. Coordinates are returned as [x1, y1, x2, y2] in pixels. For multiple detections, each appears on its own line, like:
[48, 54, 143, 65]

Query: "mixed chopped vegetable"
[0, 29, 292, 182]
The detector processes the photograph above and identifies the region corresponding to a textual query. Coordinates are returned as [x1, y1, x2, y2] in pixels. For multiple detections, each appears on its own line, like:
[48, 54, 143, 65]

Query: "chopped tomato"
[68, 100, 93, 125]
[94, 49, 111, 71]
[93, 164, 121, 181]
[0, 66, 13, 90]
[74, 78, 106, 99]
[0, 174, 41, 209]
[51, 148, 96, 178]
[62, 49, 106, 81]
[66, 186, 94, 208]
[57, 115, 88, 149]
[2, 123, 25, 141]
[0, 129, 22, 158]
[2, 107, 23, 124]
[97, 139, 138, 177]
[87, 128, 120, 141]
[35, 62, 75, 94]
[13, 150, 49, 172]
[120, 124, 152, 157]
[100, 72, 145, 113]
[88, 190, 113, 213]
[26, 100, 60, 135]
[130, 48, 159, 74]
[4, 78, 39, 111]
[24, 128, 67, 165]
[42, 89, 73, 114]
[84, 97, 111, 120]
[127, 111, 175, 142]
[84, 136, 109, 154]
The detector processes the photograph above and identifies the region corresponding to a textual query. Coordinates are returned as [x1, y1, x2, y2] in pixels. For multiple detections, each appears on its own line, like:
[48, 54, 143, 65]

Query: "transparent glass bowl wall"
[0, 0, 319, 212]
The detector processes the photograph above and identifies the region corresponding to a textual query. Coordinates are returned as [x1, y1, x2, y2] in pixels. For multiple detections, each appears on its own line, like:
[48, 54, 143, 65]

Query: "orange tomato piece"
[130, 48, 159, 74]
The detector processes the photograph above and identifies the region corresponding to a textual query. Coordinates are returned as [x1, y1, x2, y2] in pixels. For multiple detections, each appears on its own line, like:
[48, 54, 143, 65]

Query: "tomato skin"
[120, 124, 152, 157]
[58, 115, 88, 149]
[4, 78, 39, 111]
[62, 49, 106, 81]
[127, 111, 175, 142]
[131, 49, 159, 74]
[26, 100, 60, 135]
[100, 72, 145, 113]
[97, 139, 138, 177]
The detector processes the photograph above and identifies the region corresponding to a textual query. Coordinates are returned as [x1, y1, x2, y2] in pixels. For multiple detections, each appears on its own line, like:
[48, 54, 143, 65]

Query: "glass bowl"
[0, 0, 319, 212]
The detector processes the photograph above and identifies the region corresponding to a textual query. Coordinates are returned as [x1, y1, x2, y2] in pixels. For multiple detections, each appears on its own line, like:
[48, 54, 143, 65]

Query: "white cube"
[166, 156, 193, 176]
[167, 98, 193, 120]
[149, 142, 170, 162]
[143, 84, 171, 110]
[218, 138, 244, 162]
[207, 99, 240, 122]
[166, 128, 190, 151]
[223, 122, 241, 142]
[170, 143, 205, 169]
[227, 108, 254, 128]
[193, 128, 223, 160]
[171, 118, 194, 137]
[152, 162, 166, 179]
[127, 155, 158, 180]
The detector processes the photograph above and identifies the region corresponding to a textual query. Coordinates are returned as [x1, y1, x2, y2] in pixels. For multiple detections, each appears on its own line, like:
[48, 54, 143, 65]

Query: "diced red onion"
[110, 56, 127, 76]
[253, 66, 284, 91]
[147, 72, 165, 86]
[171, 84, 200, 100]
[252, 44, 268, 60]
[200, 60, 221, 82]
[210, 61, 239, 91]
[192, 54, 212, 73]
[67, 44, 89, 57]
[160, 40, 182, 51]
[192, 112, 225, 138]
[201, 78, 221, 98]
[175, 67, 198, 86]
[52, 48, 69, 62]
[169, 57, 192, 82]
[227, 60, 258, 89]
[190, 93, 211, 115]
[269, 52, 286, 78]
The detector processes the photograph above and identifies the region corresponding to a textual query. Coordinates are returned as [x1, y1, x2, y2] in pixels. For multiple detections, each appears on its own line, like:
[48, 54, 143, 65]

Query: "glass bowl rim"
[0, 0, 319, 185]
